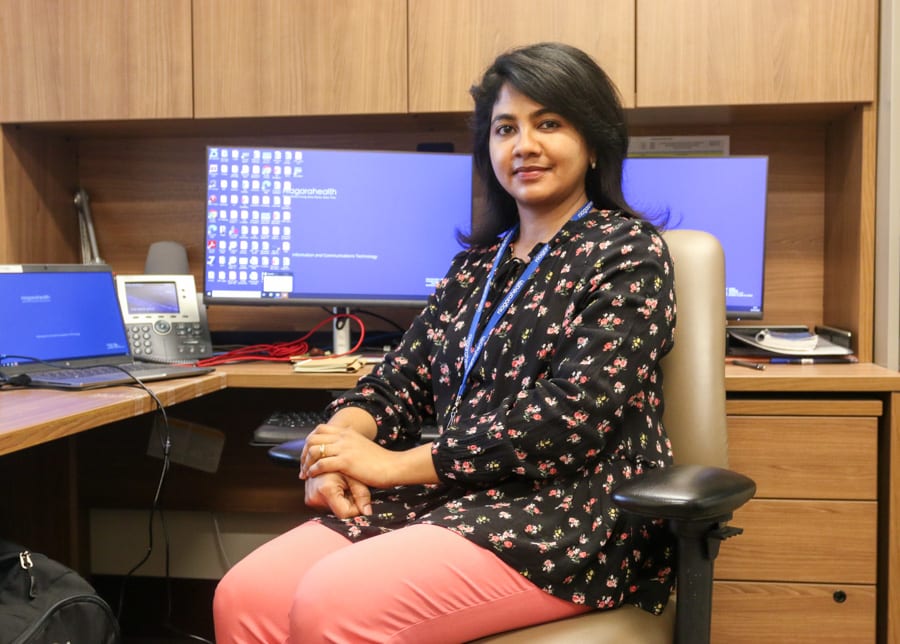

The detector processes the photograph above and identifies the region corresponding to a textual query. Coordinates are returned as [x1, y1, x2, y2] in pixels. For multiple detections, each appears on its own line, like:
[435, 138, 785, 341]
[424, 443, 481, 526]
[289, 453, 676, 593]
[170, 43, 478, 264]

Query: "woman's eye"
[494, 124, 514, 136]
[539, 119, 561, 130]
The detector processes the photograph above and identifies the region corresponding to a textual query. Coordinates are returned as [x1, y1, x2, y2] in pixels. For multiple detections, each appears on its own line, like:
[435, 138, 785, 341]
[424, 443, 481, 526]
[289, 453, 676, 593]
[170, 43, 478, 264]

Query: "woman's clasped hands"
[299, 423, 389, 518]
[300, 418, 440, 519]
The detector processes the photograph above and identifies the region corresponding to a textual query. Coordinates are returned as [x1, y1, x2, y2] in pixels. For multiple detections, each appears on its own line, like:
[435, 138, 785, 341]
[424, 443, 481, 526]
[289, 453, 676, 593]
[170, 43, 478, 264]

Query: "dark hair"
[462, 42, 641, 247]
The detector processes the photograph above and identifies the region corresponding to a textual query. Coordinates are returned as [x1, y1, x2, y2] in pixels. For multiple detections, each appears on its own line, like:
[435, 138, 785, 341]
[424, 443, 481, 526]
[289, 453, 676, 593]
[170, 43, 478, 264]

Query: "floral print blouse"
[319, 209, 677, 615]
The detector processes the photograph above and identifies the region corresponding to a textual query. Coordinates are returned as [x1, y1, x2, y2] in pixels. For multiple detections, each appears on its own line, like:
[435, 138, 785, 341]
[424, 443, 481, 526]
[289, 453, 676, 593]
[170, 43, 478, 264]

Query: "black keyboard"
[252, 409, 440, 446]
[252, 410, 329, 445]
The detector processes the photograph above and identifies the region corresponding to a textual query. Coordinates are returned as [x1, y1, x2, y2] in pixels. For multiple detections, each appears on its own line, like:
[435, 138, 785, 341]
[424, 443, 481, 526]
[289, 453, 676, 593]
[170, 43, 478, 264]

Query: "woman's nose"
[513, 126, 539, 155]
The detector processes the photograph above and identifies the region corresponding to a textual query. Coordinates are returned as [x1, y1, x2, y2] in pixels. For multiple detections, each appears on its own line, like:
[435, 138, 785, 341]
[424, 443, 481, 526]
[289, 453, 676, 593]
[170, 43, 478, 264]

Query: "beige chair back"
[660, 229, 729, 469]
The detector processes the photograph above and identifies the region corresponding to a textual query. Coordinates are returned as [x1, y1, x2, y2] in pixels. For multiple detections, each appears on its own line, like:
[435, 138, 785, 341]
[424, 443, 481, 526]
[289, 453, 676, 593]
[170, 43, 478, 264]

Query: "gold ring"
[320, 443, 326, 458]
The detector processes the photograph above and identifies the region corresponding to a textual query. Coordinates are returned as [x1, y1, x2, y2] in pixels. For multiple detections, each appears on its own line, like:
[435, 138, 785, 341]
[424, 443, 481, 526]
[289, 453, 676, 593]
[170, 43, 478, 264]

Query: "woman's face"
[488, 83, 591, 216]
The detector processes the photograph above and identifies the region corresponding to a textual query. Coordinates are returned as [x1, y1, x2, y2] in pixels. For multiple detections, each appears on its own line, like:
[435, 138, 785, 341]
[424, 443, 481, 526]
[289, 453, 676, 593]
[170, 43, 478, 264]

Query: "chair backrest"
[659, 229, 729, 469]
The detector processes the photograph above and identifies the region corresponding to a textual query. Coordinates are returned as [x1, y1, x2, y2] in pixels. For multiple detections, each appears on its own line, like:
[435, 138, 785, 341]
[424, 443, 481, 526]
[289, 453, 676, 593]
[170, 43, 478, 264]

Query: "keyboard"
[252, 410, 329, 445]
[24, 361, 212, 390]
[252, 409, 440, 446]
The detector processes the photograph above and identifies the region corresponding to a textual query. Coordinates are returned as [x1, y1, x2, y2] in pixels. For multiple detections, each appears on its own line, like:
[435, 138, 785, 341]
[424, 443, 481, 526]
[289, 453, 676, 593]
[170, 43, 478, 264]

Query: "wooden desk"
[1, 361, 899, 643]
[724, 361, 900, 392]
[4, 362, 895, 456]
[0, 372, 226, 457]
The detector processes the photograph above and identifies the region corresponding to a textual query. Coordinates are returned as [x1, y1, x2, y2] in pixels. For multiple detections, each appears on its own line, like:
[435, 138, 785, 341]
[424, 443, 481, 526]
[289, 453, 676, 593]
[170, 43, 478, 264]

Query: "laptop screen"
[0, 265, 131, 368]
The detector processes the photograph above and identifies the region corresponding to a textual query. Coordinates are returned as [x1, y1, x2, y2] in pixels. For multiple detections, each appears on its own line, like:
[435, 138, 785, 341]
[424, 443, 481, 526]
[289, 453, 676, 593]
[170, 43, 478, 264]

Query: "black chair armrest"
[612, 464, 756, 522]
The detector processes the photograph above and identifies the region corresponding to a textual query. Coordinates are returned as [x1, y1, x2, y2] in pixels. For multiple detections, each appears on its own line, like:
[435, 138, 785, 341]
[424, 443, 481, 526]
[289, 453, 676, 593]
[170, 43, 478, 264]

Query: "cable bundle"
[196, 312, 365, 367]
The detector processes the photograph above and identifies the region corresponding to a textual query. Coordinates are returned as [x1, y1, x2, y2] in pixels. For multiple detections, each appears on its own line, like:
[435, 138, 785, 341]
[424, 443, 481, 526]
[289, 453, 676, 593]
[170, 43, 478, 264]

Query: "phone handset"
[115, 274, 214, 364]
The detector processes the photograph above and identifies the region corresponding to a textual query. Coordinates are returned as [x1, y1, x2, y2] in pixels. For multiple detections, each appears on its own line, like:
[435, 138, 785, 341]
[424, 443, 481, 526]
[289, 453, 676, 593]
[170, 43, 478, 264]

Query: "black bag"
[0, 539, 120, 644]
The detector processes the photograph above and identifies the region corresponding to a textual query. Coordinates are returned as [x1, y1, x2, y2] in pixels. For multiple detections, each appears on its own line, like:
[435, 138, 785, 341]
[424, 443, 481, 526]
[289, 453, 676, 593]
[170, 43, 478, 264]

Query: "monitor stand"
[332, 306, 352, 355]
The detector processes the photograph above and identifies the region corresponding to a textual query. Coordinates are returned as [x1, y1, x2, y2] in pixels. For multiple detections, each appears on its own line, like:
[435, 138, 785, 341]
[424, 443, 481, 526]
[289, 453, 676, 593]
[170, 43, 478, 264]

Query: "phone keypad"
[126, 323, 211, 358]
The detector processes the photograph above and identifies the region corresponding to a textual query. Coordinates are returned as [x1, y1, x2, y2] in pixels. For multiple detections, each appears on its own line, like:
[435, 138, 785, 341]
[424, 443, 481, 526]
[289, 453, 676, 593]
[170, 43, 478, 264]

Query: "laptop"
[0, 264, 214, 390]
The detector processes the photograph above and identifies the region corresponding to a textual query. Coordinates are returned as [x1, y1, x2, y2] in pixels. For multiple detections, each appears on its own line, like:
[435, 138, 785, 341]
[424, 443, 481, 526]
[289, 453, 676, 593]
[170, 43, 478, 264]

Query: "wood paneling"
[888, 393, 900, 644]
[726, 398, 882, 417]
[636, 0, 877, 107]
[717, 500, 877, 584]
[824, 105, 877, 361]
[711, 581, 876, 644]
[408, 0, 635, 111]
[727, 416, 878, 500]
[0, 0, 193, 122]
[192, 0, 407, 118]
[0, 126, 79, 263]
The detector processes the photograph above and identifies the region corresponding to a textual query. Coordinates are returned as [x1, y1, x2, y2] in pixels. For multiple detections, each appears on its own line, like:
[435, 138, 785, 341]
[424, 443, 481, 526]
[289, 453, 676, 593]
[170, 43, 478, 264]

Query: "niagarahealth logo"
[284, 186, 338, 200]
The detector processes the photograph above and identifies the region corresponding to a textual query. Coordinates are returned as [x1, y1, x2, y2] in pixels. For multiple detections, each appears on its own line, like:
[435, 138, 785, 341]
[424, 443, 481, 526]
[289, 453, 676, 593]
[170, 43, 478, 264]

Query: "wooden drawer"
[727, 415, 877, 499]
[712, 581, 876, 643]
[716, 500, 877, 583]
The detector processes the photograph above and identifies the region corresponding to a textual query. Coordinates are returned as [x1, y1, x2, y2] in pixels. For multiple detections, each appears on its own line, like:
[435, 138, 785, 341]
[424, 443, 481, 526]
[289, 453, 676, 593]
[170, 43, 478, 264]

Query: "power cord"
[112, 377, 215, 644]
[0, 354, 41, 390]
[195, 311, 365, 367]
[211, 513, 233, 571]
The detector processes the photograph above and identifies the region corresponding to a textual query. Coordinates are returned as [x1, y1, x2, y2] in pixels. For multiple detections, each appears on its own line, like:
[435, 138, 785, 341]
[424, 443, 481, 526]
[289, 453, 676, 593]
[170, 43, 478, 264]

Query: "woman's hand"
[303, 471, 372, 518]
[301, 422, 440, 488]
[301, 423, 400, 488]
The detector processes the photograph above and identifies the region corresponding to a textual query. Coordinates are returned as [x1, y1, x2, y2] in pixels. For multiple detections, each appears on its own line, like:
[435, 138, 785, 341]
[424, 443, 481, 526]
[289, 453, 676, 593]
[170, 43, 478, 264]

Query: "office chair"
[473, 229, 756, 644]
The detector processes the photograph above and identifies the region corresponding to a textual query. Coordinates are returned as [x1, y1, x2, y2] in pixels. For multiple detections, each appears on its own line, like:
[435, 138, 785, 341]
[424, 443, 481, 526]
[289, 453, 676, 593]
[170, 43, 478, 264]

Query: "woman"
[214, 42, 676, 643]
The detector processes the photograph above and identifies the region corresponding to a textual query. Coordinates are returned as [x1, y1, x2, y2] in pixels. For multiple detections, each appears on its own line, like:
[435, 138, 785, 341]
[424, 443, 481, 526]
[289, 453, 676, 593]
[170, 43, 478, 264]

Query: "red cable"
[196, 312, 365, 367]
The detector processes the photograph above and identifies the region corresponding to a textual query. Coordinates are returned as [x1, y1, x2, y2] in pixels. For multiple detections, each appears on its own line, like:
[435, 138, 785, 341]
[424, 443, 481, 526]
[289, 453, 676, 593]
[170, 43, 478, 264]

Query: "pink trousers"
[213, 521, 589, 643]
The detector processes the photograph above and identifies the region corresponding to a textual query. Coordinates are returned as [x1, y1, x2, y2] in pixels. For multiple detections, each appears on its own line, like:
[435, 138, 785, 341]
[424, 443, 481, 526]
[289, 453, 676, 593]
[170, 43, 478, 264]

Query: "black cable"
[115, 391, 170, 623]
[0, 354, 43, 389]
[351, 308, 407, 333]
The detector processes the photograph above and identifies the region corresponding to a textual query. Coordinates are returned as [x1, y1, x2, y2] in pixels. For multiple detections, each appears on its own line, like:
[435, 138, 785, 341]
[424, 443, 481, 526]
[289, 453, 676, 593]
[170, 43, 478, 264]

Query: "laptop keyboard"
[35, 365, 136, 383]
[252, 409, 440, 445]
[26, 361, 211, 389]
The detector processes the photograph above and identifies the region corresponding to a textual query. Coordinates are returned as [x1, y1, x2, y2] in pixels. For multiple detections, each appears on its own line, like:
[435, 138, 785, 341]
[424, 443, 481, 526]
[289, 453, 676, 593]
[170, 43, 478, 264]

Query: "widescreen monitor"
[203, 146, 473, 309]
[623, 156, 769, 319]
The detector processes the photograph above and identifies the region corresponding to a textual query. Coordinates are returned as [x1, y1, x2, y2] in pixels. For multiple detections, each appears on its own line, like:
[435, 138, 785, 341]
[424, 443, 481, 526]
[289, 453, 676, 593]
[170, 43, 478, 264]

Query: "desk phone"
[115, 274, 213, 363]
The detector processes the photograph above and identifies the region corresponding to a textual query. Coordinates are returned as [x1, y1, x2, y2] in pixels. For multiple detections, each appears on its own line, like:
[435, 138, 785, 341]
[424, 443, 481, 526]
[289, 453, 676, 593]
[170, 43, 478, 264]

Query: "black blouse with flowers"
[319, 209, 677, 614]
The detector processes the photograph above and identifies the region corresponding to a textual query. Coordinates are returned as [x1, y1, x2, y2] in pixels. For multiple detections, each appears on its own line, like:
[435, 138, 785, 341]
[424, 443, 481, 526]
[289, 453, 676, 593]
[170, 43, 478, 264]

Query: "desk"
[0, 372, 227, 456]
[1, 362, 899, 643]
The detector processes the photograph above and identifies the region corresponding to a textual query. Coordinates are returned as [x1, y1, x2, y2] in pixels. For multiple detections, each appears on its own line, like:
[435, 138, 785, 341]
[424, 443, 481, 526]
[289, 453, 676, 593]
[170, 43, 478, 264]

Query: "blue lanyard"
[456, 201, 593, 401]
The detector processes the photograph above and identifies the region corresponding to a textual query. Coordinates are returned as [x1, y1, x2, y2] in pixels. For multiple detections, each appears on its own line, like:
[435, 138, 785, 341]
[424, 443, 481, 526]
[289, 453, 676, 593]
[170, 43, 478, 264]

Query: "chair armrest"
[611, 464, 756, 522]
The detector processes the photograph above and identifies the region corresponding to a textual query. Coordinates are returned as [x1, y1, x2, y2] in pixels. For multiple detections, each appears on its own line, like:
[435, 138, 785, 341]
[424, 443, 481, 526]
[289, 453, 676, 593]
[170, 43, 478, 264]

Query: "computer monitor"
[622, 156, 769, 319]
[203, 145, 473, 307]
[203, 146, 473, 351]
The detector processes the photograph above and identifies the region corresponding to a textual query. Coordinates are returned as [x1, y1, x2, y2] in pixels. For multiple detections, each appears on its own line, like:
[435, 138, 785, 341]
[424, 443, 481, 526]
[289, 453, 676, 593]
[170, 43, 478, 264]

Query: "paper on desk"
[292, 355, 365, 373]
[728, 329, 853, 356]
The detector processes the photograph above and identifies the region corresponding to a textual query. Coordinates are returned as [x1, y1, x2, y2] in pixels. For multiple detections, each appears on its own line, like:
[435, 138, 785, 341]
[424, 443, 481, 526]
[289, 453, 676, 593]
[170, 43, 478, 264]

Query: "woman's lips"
[514, 166, 547, 180]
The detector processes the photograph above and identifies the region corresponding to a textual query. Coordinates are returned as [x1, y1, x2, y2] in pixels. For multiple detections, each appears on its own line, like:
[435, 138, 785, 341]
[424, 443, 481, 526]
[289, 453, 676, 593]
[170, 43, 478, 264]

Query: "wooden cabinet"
[0, 0, 193, 122]
[636, 0, 878, 107]
[408, 0, 635, 112]
[712, 400, 880, 642]
[1, 0, 880, 119]
[192, 0, 407, 118]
